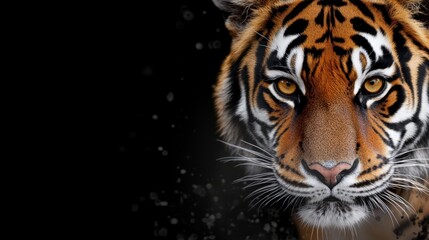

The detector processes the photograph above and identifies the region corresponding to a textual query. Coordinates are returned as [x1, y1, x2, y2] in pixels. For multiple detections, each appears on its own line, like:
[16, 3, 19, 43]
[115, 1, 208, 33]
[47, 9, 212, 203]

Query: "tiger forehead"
[266, 0, 388, 49]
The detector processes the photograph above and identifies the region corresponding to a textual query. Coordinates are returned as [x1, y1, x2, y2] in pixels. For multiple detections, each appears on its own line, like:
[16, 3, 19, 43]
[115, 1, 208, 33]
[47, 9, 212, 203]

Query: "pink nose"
[308, 162, 352, 187]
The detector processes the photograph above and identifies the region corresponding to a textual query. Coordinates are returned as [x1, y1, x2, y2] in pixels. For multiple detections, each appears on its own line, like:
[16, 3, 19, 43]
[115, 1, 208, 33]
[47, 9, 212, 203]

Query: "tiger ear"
[395, 0, 426, 13]
[395, 0, 429, 27]
[212, 0, 266, 37]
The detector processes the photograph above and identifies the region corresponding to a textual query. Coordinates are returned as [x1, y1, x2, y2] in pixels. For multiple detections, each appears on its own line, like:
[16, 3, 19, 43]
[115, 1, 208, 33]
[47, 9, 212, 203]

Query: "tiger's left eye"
[276, 79, 297, 95]
[363, 78, 385, 94]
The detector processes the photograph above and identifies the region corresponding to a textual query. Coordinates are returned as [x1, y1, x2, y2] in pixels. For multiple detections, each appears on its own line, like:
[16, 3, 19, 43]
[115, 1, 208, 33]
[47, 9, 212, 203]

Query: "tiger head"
[213, 0, 429, 229]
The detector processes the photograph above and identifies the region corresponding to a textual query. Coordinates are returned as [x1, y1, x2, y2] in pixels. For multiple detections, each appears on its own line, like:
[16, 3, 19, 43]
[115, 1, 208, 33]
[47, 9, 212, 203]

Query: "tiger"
[211, 0, 429, 239]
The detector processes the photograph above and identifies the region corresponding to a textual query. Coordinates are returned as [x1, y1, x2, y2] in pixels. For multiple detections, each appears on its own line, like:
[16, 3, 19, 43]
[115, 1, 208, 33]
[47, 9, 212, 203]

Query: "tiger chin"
[212, 0, 429, 239]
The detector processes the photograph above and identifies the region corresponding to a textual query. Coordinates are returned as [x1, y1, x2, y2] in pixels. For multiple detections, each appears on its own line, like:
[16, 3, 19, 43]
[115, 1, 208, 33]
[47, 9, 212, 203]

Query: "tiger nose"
[302, 160, 357, 188]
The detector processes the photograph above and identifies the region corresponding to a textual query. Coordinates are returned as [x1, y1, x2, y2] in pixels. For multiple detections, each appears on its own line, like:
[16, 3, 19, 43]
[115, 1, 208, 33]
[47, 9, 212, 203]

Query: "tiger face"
[213, 0, 429, 231]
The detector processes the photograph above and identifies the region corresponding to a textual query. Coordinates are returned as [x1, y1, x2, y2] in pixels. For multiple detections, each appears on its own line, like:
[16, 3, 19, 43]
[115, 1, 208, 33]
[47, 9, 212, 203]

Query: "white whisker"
[393, 163, 429, 168]
[394, 158, 429, 163]
[218, 139, 273, 160]
[393, 173, 429, 185]
[241, 140, 274, 157]
[391, 147, 429, 159]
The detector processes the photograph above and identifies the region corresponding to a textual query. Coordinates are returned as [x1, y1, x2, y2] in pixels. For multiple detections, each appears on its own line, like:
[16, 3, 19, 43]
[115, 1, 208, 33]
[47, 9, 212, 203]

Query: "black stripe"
[266, 51, 290, 73]
[274, 4, 289, 14]
[334, 9, 345, 23]
[305, 47, 324, 58]
[407, 32, 429, 57]
[241, 66, 252, 115]
[225, 47, 251, 115]
[351, 35, 376, 61]
[415, 60, 429, 116]
[283, 0, 313, 25]
[275, 171, 311, 189]
[372, 3, 392, 25]
[370, 117, 396, 149]
[386, 85, 406, 116]
[369, 47, 394, 71]
[257, 88, 274, 112]
[284, 19, 309, 36]
[275, 123, 290, 146]
[284, 35, 307, 57]
[316, 31, 330, 43]
[349, 0, 374, 20]
[317, 0, 347, 7]
[254, 36, 269, 94]
[333, 46, 348, 55]
[358, 162, 385, 177]
[350, 171, 389, 188]
[278, 162, 303, 177]
[351, 17, 376, 35]
[315, 7, 325, 26]
[393, 24, 413, 92]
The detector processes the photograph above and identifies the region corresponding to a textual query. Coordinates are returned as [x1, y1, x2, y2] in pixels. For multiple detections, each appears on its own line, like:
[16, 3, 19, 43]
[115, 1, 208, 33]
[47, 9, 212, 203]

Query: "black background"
[83, 1, 428, 239]
[107, 1, 297, 239]
[17, 0, 428, 239]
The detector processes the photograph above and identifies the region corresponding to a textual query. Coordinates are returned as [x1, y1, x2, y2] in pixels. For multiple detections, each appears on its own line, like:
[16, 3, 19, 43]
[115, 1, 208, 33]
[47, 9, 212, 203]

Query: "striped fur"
[213, 0, 429, 239]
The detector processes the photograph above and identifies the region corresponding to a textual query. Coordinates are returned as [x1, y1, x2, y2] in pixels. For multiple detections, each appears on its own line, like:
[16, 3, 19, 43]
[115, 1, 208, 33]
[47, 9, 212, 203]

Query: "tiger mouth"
[298, 199, 368, 227]
[310, 201, 352, 214]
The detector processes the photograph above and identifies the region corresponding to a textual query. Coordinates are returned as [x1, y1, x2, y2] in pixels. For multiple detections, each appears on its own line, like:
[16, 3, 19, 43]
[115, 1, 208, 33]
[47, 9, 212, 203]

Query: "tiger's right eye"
[276, 79, 297, 95]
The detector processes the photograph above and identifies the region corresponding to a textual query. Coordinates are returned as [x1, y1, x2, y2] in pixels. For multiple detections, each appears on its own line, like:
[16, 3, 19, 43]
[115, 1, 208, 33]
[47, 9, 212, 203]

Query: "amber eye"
[363, 78, 385, 94]
[276, 79, 297, 95]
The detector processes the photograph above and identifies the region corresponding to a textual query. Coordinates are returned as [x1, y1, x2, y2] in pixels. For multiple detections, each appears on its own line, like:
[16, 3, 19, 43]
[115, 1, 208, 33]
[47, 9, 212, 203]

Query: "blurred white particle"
[271, 221, 278, 228]
[158, 228, 168, 237]
[202, 214, 216, 229]
[180, 169, 186, 174]
[149, 192, 159, 200]
[202, 10, 207, 14]
[213, 196, 218, 202]
[152, 114, 158, 120]
[167, 92, 174, 102]
[206, 183, 212, 190]
[177, 233, 186, 240]
[158, 201, 168, 206]
[158, 146, 163, 151]
[195, 42, 203, 50]
[170, 218, 179, 225]
[188, 233, 198, 240]
[142, 65, 153, 76]
[264, 223, 271, 232]
[162, 150, 168, 156]
[131, 203, 139, 212]
[182, 10, 194, 21]
[208, 40, 222, 49]
[176, 21, 184, 30]
[171, 124, 175, 128]
[192, 185, 206, 197]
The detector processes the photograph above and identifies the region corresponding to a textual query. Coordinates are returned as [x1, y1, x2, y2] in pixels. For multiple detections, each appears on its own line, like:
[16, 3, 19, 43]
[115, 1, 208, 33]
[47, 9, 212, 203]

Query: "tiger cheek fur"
[213, 0, 429, 239]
